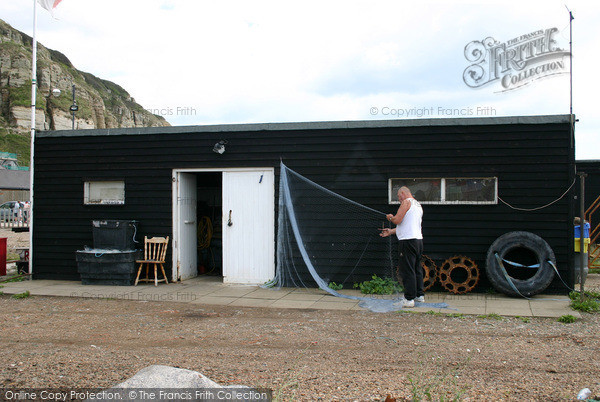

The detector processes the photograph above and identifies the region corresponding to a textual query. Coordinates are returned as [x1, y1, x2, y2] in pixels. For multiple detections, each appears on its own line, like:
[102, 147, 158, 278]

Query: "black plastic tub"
[76, 249, 141, 286]
[92, 220, 139, 250]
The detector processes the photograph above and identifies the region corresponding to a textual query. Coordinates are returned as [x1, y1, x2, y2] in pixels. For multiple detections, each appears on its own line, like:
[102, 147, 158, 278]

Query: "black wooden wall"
[33, 115, 575, 291]
[576, 160, 600, 212]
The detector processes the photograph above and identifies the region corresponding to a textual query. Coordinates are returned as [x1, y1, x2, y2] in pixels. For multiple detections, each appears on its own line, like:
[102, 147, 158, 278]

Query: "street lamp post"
[69, 84, 78, 130]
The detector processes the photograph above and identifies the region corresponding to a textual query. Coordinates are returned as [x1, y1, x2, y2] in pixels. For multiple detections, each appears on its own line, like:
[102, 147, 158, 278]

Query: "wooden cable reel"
[439, 255, 480, 294]
[396, 255, 438, 291]
[421, 255, 438, 291]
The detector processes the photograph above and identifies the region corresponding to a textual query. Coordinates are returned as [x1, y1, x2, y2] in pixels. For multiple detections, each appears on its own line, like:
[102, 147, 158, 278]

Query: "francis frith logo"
[463, 28, 570, 92]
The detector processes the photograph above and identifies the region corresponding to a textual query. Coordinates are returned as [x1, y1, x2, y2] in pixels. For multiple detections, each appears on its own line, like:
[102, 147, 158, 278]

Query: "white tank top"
[396, 198, 423, 240]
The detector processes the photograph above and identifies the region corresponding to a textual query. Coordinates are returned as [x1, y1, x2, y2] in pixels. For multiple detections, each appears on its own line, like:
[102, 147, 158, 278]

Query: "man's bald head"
[397, 186, 413, 201]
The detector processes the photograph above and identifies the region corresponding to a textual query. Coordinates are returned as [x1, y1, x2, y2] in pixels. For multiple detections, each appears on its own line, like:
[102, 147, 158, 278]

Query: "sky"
[1, 0, 599, 159]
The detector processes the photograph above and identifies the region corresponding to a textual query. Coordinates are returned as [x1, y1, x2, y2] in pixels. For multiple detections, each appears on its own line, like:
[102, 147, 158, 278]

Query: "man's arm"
[379, 227, 396, 238]
[387, 199, 411, 225]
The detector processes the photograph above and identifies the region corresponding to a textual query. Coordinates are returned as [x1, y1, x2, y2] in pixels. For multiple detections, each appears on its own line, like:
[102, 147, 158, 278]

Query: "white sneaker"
[415, 296, 425, 303]
[393, 298, 415, 308]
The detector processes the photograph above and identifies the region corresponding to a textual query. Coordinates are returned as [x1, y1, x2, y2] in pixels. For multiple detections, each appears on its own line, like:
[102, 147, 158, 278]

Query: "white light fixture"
[212, 140, 227, 154]
[51, 88, 61, 98]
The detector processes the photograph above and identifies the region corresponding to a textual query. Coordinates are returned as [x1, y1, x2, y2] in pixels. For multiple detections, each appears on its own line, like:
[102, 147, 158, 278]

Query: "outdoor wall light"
[212, 140, 227, 154]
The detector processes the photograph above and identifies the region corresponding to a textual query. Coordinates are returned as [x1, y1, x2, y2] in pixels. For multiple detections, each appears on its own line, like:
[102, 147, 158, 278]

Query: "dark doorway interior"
[196, 172, 223, 277]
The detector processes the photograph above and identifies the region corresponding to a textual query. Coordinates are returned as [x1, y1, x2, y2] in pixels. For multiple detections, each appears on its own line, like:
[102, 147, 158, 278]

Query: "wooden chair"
[135, 236, 169, 286]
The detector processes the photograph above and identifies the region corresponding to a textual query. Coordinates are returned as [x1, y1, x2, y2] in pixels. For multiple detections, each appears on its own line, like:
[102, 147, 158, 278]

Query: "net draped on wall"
[270, 162, 448, 312]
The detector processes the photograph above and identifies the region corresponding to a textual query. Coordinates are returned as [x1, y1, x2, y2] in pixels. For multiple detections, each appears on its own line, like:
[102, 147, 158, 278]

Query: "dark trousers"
[398, 239, 424, 300]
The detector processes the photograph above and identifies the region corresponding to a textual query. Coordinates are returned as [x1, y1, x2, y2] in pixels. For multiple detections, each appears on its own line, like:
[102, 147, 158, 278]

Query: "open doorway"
[173, 168, 275, 284]
[196, 172, 223, 278]
[173, 171, 223, 282]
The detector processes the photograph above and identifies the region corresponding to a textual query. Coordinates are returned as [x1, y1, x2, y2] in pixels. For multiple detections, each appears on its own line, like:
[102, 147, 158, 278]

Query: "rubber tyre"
[485, 231, 556, 297]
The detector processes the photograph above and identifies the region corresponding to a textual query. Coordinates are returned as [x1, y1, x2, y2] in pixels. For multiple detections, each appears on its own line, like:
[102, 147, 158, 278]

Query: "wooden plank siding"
[576, 160, 600, 212]
[33, 115, 575, 292]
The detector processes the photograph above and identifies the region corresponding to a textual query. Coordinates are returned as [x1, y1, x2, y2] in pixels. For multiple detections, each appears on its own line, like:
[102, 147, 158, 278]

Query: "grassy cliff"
[0, 19, 170, 166]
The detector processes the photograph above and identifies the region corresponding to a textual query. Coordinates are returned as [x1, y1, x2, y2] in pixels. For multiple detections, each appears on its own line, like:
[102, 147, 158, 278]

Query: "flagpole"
[29, 0, 38, 276]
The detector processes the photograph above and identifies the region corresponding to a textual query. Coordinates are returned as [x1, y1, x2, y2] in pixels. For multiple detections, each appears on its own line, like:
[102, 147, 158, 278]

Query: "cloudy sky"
[1, 0, 599, 158]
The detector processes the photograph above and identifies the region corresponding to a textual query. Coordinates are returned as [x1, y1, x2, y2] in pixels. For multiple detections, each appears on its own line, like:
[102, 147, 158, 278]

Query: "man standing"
[379, 186, 424, 307]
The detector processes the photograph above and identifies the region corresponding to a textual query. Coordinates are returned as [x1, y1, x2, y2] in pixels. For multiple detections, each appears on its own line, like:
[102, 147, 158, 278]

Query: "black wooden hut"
[576, 160, 600, 211]
[32, 114, 576, 291]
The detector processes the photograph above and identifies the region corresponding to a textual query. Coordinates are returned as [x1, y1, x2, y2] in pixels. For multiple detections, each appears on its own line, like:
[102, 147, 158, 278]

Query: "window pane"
[391, 178, 441, 202]
[84, 181, 125, 205]
[445, 178, 496, 202]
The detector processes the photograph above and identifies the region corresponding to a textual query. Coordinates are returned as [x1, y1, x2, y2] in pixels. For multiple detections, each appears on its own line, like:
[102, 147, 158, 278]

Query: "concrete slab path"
[0, 275, 580, 318]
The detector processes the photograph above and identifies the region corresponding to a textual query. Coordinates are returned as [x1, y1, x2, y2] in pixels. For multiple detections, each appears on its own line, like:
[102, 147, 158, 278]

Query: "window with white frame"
[389, 177, 497, 204]
[84, 181, 125, 205]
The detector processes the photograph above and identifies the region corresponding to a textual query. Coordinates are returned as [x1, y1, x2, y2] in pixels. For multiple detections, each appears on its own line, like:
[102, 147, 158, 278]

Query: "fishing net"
[268, 162, 448, 312]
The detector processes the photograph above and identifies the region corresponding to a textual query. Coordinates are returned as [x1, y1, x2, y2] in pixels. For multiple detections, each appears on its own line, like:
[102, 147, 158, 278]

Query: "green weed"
[558, 314, 577, 324]
[424, 310, 444, 316]
[327, 282, 343, 291]
[570, 298, 600, 313]
[11, 291, 30, 299]
[569, 290, 600, 313]
[476, 313, 503, 320]
[272, 343, 314, 401]
[569, 290, 600, 301]
[583, 289, 600, 300]
[353, 275, 403, 295]
[407, 355, 470, 401]
[1, 275, 25, 283]
[516, 316, 531, 323]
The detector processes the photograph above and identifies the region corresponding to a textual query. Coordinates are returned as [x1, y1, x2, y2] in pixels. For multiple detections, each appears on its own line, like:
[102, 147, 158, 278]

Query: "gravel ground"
[2, 229, 600, 400]
[0, 228, 29, 257]
[1, 293, 599, 401]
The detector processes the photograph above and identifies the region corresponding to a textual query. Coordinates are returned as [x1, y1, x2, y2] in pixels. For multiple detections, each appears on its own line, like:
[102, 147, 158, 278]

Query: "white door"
[222, 170, 275, 284]
[176, 173, 197, 281]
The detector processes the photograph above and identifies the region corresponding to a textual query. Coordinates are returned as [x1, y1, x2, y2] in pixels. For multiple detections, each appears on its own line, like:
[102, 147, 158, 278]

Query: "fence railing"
[585, 194, 600, 269]
[0, 209, 29, 230]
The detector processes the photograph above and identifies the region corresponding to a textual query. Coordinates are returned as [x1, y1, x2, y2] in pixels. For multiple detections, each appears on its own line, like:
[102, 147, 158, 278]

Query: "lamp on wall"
[212, 140, 227, 154]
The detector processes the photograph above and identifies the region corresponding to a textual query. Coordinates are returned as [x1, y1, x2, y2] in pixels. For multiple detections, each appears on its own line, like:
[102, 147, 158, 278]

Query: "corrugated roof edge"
[37, 114, 573, 138]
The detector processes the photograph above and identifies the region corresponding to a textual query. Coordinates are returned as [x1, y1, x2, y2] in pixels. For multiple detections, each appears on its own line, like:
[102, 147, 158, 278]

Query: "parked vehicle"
[0, 201, 24, 222]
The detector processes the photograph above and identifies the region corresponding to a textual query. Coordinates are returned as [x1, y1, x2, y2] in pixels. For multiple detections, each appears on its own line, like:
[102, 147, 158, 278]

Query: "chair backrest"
[144, 236, 169, 262]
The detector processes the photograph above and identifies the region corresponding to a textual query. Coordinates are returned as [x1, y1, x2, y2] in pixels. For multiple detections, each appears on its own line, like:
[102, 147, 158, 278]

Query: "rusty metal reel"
[439, 255, 480, 294]
[421, 255, 438, 291]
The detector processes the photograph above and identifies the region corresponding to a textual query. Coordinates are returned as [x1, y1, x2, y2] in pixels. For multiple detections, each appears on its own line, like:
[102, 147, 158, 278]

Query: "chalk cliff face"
[0, 18, 169, 163]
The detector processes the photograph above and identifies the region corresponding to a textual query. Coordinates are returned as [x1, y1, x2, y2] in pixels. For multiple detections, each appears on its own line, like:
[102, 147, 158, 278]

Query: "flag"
[37, 0, 63, 16]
